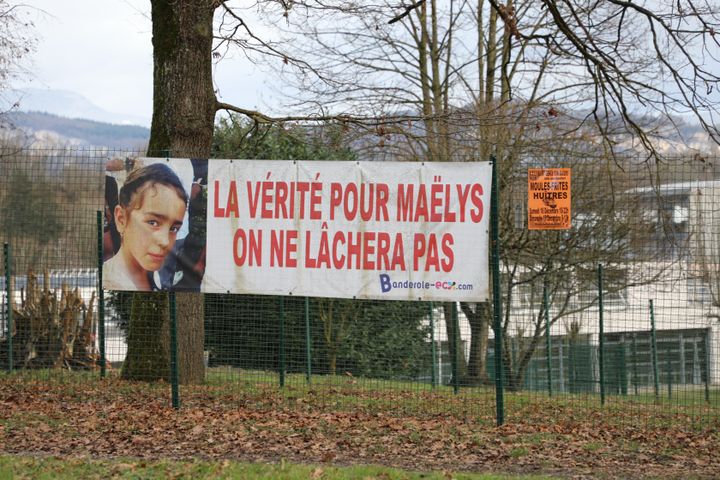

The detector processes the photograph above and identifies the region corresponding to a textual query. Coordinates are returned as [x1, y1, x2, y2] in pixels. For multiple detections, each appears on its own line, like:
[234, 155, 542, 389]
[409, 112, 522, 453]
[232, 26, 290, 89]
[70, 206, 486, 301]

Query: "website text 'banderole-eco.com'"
[379, 274, 474, 293]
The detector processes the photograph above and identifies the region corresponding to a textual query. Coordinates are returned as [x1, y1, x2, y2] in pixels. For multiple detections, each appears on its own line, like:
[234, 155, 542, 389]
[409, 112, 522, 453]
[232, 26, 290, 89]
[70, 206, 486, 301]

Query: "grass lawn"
[0, 455, 558, 480]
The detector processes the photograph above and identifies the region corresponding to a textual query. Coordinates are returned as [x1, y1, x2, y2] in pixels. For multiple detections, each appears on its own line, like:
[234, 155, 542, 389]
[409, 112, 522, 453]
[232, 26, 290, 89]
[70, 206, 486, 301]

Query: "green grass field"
[0, 456, 558, 480]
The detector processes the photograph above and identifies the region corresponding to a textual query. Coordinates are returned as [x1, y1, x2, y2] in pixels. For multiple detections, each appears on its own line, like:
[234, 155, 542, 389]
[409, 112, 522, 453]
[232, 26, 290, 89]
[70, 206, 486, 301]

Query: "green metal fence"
[1, 147, 720, 428]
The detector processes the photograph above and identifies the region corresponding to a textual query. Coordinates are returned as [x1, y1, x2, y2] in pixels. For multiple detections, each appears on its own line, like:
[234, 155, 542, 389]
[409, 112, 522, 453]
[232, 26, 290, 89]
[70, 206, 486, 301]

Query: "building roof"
[627, 179, 720, 195]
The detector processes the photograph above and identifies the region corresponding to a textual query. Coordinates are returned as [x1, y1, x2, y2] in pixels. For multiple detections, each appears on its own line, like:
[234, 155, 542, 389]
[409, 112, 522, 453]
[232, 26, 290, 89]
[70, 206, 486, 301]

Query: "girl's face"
[115, 183, 187, 272]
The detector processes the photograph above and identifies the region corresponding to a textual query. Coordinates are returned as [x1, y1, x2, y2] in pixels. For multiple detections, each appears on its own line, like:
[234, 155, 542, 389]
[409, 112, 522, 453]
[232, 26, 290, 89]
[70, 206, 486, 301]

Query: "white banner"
[104, 159, 491, 301]
[205, 160, 490, 301]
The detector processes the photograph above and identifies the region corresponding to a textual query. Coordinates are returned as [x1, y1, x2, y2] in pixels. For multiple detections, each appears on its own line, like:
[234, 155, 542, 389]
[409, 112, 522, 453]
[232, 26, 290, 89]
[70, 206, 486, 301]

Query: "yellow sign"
[528, 168, 571, 230]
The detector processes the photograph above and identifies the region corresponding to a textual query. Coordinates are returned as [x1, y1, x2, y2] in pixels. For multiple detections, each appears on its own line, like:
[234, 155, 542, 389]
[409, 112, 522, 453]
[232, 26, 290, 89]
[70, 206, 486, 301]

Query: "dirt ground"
[1, 377, 718, 479]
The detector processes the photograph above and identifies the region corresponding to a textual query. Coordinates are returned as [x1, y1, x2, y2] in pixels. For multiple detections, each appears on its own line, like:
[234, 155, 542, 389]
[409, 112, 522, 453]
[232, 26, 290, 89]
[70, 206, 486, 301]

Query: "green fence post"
[304, 297, 311, 384]
[544, 283, 552, 397]
[3, 243, 13, 372]
[632, 334, 638, 395]
[491, 157, 505, 426]
[161, 150, 181, 408]
[598, 264, 605, 405]
[557, 339, 565, 393]
[705, 332, 711, 404]
[430, 302, 437, 388]
[96, 211, 107, 377]
[649, 299, 660, 401]
[569, 341, 576, 394]
[452, 303, 460, 395]
[279, 297, 286, 389]
[169, 291, 180, 409]
[619, 342, 627, 396]
[666, 343, 672, 400]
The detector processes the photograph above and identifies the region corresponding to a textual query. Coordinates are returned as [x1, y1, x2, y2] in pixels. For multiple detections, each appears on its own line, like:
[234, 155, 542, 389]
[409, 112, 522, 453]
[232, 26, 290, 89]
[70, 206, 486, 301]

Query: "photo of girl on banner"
[103, 158, 208, 292]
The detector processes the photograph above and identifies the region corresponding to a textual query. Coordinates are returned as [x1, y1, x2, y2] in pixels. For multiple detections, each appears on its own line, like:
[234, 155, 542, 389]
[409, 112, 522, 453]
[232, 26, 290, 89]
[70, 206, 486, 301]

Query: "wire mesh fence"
[1, 147, 719, 428]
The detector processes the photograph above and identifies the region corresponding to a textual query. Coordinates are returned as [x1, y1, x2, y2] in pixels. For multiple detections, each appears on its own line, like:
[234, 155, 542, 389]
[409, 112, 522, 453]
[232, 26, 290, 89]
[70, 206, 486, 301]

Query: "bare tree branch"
[388, 0, 426, 24]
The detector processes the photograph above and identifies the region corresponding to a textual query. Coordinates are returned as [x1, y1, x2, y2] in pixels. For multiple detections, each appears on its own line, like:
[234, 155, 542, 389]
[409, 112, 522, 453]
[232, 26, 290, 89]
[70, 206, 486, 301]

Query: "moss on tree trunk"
[123, 0, 217, 385]
[121, 293, 170, 381]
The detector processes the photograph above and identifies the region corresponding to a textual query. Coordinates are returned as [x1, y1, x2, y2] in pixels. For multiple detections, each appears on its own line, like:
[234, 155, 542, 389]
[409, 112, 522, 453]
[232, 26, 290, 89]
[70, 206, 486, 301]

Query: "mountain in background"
[6, 88, 150, 127]
[3, 111, 150, 149]
[0, 87, 150, 148]
[1, 88, 715, 154]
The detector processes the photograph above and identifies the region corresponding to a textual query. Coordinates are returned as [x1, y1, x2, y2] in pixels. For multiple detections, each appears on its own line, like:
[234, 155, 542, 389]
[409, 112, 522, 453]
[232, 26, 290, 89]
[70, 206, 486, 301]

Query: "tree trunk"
[499, 0, 513, 103]
[121, 292, 170, 381]
[328, 350, 337, 376]
[175, 292, 206, 384]
[443, 302, 467, 383]
[147, 0, 216, 157]
[123, 0, 217, 384]
[484, 6, 498, 106]
[508, 332, 543, 392]
[461, 302, 491, 384]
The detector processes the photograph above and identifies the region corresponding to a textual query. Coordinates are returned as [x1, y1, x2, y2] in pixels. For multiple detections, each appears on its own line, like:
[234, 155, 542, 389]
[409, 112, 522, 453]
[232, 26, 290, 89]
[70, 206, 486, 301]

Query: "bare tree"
[493, 0, 720, 154]
[692, 181, 720, 320]
[261, 0, 719, 386]
[277, 0, 705, 139]
[496, 153, 676, 389]
[0, 1, 35, 120]
[318, 298, 362, 375]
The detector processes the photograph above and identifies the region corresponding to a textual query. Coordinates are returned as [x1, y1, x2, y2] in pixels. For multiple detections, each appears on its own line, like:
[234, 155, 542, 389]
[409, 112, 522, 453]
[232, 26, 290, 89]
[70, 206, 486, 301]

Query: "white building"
[428, 180, 720, 390]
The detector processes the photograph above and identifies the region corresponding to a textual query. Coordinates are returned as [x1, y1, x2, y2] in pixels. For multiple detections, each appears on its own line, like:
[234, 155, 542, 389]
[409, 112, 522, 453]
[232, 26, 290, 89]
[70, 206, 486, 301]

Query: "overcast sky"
[19, 0, 272, 124]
